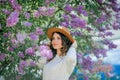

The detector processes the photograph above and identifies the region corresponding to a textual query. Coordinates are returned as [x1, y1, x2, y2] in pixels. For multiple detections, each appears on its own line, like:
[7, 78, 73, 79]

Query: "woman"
[43, 26, 77, 80]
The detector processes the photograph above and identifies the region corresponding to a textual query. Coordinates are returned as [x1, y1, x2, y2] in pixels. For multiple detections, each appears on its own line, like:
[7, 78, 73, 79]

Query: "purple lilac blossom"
[103, 39, 117, 49]
[8, 0, 22, 11]
[103, 39, 110, 45]
[75, 5, 88, 16]
[70, 14, 77, 18]
[29, 32, 39, 41]
[16, 32, 27, 44]
[0, 53, 6, 61]
[96, 14, 107, 24]
[38, 6, 47, 16]
[93, 48, 107, 58]
[105, 32, 113, 37]
[47, 8, 55, 16]
[70, 18, 86, 28]
[19, 60, 28, 67]
[3, 33, 8, 38]
[36, 27, 44, 35]
[8, 46, 14, 51]
[33, 11, 41, 18]
[81, 56, 94, 71]
[75, 5, 84, 13]
[108, 42, 117, 49]
[111, 3, 120, 12]
[25, 47, 35, 56]
[6, 10, 19, 27]
[112, 22, 120, 30]
[39, 45, 53, 59]
[64, 4, 73, 13]
[11, 38, 18, 44]
[38, 7, 55, 16]
[71, 31, 82, 36]
[2, 9, 11, 15]
[23, 21, 32, 27]
[62, 14, 69, 22]
[24, 12, 30, 19]
[60, 22, 69, 27]
[30, 61, 37, 66]
[18, 52, 25, 58]
[99, 27, 106, 32]
[18, 60, 28, 75]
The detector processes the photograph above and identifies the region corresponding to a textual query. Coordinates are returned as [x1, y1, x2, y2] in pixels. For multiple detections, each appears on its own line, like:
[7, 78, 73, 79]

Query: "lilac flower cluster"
[95, 14, 107, 24]
[3, 32, 12, 38]
[23, 21, 32, 27]
[103, 39, 117, 49]
[112, 22, 120, 30]
[29, 27, 44, 41]
[38, 45, 53, 60]
[8, 0, 22, 11]
[75, 5, 88, 16]
[35, 27, 44, 35]
[110, 0, 120, 12]
[23, 12, 30, 19]
[60, 4, 87, 28]
[64, 4, 73, 13]
[6, 10, 19, 27]
[2, 9, 11, 15]
[18, 52, 25, 58]
[18, 60, 28, 75]
[71, 31, 82, 36]
[33, 6, 56, 17]
[81, 56, 94, 71]
[99, 32, 114, 39]
[25, 47, 35, 56]
[16, 32, 27, 44]
[93, 48, 107, 58]
[29, 32, 39, 41]
[18, 60, 37, 75]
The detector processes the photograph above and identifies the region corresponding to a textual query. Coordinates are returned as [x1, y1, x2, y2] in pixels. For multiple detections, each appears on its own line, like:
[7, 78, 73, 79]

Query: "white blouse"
[42, 43, 77, 80]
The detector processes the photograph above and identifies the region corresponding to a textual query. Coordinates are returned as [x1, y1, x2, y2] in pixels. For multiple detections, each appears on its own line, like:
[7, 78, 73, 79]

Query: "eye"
[57, 37, 61, 40]
[52, 37, 55, 40]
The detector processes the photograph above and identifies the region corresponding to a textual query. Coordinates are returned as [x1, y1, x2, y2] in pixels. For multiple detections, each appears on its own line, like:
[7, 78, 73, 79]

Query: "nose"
[52, 39, 58, 43]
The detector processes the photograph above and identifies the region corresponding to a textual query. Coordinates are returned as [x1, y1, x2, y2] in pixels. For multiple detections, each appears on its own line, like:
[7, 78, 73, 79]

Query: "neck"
[57, 49, 62, 56]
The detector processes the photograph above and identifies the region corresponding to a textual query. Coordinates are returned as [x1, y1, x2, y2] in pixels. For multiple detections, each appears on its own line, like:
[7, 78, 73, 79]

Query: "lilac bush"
[0, 0, 119, 80]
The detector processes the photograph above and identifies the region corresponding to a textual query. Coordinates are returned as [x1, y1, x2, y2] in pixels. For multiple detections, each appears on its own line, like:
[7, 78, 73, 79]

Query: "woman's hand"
[71, 40, 77, 49]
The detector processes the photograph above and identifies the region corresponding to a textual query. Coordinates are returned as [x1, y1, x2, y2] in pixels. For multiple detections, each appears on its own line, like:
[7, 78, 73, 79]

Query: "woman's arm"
[63, 41, 77, 74]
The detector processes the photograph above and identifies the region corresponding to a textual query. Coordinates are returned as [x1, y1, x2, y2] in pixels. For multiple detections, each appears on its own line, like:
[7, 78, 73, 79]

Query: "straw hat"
[47, 26, 75, 43]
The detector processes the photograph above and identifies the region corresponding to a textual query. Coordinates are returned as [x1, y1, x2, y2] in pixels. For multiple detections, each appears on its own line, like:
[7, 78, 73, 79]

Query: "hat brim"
[47, 27, 75, 43]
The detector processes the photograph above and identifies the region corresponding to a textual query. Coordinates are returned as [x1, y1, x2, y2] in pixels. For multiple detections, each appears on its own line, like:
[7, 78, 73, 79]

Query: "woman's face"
[51, 33, 63, 50]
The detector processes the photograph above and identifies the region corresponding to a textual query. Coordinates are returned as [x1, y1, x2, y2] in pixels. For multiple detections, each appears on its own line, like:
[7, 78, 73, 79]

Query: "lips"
[53, 44, 58, 46]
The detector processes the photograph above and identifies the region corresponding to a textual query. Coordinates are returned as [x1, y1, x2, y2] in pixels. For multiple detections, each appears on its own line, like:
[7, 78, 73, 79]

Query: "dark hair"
[50, 32, 72, 59]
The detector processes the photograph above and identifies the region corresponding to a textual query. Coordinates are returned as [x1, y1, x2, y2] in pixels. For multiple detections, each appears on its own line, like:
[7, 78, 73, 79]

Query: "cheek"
[58, 40, 62, 47]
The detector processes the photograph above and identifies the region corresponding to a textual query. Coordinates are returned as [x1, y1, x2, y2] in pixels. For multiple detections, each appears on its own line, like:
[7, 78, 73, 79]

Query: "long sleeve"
[63, 41, 77, 74]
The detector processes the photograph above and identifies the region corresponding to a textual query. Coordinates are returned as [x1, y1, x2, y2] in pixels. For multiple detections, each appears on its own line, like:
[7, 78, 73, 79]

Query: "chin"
[53, 46, 60, 49]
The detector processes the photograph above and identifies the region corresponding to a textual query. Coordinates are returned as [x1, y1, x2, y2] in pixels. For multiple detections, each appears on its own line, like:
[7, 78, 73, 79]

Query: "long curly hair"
[50, 32, 72, 59]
